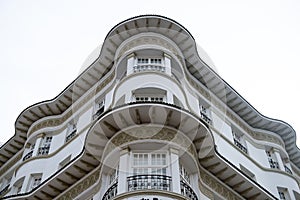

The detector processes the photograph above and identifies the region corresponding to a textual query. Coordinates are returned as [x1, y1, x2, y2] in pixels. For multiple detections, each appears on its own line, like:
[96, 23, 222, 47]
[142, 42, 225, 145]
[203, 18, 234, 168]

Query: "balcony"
[127, 174, 172, 192]
[65, 129, 77, 142]
[102, 182, 117, 200]
[133, 65, 165, 73]
[234, 138, 248, 154]
[284, 165, 292, 174]
[0, 184, 10, 196]
[23, 150, 33, 161]
[93, 106, 104, 120]
[180, 180, 198, 200]
[38, 146, 50, 156]
[268, 159, 279, 169]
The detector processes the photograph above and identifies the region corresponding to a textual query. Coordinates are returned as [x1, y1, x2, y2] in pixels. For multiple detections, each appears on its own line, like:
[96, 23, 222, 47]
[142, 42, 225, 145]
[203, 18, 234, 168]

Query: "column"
[32, 134, 44, 156]
[126, 53, 135, 75]
[274, 149, 284, 170]
[117, 147, 130, 194]
[170, 147, 181, 194]
[164, 53, 172, 76]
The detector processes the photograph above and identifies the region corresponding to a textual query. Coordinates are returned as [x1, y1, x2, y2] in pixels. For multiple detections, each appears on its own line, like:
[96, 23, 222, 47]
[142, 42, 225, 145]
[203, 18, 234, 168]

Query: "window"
[133, 88, 166, 103]
[66, 122, 77, 142]
[278, 187, 290, 200]
[38, 136, 52, 156]
[232, 130, 248, 154]
[134, 58, 165, 73]
[128, 152, 171, 192]
[199, 105, 211, 124]
[28, 174, 42, 190]
[23, 143, 35, 161]
[109, 166, 119, 185]
[266, 148, 279, 169]
[13, 177, 24, 195]
[132, 153, 167, 175]
[179, 164, 190, 184]
[93, 100, 105, 119]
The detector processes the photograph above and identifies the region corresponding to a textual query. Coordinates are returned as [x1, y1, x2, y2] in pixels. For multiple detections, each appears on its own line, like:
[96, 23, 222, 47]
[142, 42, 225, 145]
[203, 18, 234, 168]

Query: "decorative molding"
[56, 167, 100, 200]
[0, 152, 22, 176]
[185, 74, 285, 148]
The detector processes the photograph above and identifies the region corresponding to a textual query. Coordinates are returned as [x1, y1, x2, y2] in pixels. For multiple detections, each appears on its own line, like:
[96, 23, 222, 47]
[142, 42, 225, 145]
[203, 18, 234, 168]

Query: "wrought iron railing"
[234, 138, 248, 154]
[102, 182, 118, 200]
[284, 165, 292, 174]
[200, 111, 211, 124]
[93, 106, 104, 119]
[268, 158, 279, 169]
[133, 65, 166, 73]
[0, 184, 10, 196]
[23, 150, 33, 161]
[65, 129, 77, 142]
[38, 146, 50, 155]
[180, 180, 198, 200]
[127, 174, 171, 191]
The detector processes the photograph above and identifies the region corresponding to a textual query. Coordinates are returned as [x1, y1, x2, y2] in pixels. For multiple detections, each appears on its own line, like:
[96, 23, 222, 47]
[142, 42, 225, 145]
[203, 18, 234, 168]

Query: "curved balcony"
[180, 180, 198, 200]
[102, 182, 118, 200]
[127, 174, 172, 191]
[133, 64, 166, 73]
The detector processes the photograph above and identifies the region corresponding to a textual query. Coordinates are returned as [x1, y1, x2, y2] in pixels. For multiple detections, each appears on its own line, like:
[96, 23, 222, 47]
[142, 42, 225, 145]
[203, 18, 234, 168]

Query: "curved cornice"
[1, 15, 299, 170]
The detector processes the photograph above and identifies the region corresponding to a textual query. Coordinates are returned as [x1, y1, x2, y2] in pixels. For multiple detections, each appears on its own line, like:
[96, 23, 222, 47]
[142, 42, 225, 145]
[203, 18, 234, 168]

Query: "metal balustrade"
[268, 158, 279, 169]
[133, 65, 166, 73]
[23, 150, 33, 161]
[65, 129, 77, 142]
[200, 111, 211, 124]
[234, 138, 248, 154]
[284, 165, 292, 174]
[102, 182, 118, 200]
[38, 146, 50, 155]
[0, 184, 10, 196]
[180, 180, 198, 200]
[127, 174, 171, 192]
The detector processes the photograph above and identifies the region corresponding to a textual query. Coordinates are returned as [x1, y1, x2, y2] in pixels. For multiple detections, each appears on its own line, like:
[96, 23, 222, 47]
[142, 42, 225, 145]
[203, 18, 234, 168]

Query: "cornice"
[1, 14, 299, 174]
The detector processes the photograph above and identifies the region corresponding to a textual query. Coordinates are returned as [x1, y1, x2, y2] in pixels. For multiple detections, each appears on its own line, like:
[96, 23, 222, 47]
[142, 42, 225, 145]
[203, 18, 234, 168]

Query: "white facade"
[1, 15, 300, 200]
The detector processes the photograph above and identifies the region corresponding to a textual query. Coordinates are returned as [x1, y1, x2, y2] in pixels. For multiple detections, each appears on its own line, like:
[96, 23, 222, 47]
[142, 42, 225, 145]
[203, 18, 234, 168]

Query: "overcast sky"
[0, 0, 299, 147]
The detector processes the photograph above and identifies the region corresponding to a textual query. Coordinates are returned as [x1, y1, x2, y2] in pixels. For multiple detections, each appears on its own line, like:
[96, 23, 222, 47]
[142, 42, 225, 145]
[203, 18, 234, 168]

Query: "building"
[0, 15, 300, 200]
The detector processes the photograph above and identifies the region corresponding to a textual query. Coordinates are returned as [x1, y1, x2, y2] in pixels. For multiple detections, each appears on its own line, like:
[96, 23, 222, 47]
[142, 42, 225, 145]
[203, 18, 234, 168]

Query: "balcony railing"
[268, 159, 279, 169]
[65, 129, 77, 142]
[234, 138, 248, 154]
[127, 174, 171, 192]
[133, 65, 166, 73]
[284, 165, 292, 174]
[0, 184, 10, 196]
[93, 106, 104, 120]
[102, 182, 118, 200]
[38, 146, 50, 156]
[23, 150, 33, 161]
[180, 180, 198, 200]
[200, 111, 211, 124]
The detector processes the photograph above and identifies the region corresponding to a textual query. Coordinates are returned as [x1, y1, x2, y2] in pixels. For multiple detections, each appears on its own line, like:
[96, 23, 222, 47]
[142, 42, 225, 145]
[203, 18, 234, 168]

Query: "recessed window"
[93, 99, 105, 119]
[132, 153, 167, 175]
[232, 129, 248, 154]
[134, 58, 165, 73]
[266, 148, 279, 169]
[38, 136, 52, 156]
[28, 174, 42, 191]
[278, 187, 290, 200]
[66, 122, 77, 142]
[199, 104, 211, 124]
[133, 88, 166, 103]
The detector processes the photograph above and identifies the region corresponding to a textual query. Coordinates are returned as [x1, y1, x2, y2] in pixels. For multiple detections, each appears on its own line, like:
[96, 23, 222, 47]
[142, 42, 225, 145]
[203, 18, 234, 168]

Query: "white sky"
[0, 0, 299, 147]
